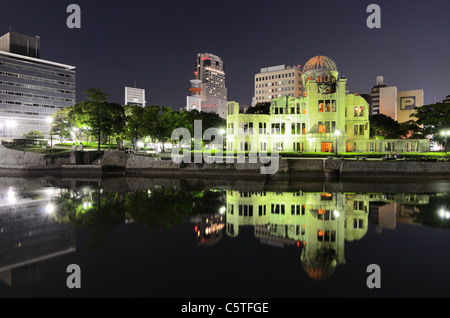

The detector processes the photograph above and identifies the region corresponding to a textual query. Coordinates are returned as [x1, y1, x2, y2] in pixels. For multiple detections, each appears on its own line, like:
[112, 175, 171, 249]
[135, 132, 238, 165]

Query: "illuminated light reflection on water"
[0, 177, 450, 298]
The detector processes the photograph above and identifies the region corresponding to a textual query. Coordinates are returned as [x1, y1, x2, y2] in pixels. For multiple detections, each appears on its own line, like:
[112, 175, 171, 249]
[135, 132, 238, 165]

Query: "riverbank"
[0, 145, 449, 180]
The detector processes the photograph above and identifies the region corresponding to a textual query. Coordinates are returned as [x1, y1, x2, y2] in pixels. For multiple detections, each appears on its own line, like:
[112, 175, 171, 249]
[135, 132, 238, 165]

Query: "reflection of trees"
[54, 186, 225, 249]
[57, 189, 126, 250]
[413, 194, 450, 229]
[124, 188, 195, 230]
[191, 190, 225, 216]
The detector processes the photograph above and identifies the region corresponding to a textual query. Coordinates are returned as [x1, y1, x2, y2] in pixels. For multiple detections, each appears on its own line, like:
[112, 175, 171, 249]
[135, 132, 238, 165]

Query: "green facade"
[226, 56, 429, 154]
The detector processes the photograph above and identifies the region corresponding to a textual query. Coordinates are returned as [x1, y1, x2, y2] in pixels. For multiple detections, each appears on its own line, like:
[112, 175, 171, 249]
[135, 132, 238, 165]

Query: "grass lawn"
[55, 142, 117, 149]
[4, 145, 73, 155]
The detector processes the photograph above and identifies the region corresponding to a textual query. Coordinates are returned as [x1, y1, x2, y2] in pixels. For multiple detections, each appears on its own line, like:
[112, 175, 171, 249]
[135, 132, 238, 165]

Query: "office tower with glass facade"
[0, 32, 76, 140]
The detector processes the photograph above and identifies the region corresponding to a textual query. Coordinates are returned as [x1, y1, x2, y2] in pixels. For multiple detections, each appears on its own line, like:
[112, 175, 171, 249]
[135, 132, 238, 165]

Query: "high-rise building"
[185, 53, 227, 119]
[370, 76, 424, 123]
[125, 86, 146, 106]
[370, 76, 387, 115]
[254, 65, 302, 105]
[186, 79, 202, 112]
[195, 53, 227, 102]
[0, 31, 76, 140]
[0, 31, 40, 58]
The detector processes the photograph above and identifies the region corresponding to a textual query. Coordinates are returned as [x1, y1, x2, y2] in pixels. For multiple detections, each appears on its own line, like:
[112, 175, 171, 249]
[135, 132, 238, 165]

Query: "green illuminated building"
[224, 189, 428, 280]
[226, 56, 429, 153]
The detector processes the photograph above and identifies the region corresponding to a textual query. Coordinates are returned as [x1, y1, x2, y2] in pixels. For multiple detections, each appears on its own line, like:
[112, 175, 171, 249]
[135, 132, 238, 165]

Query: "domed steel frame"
[303, 56, 338, 73]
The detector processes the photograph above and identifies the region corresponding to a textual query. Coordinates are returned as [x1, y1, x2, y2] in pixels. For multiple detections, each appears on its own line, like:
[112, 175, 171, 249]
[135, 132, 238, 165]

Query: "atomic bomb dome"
[303, 55, 338, 73]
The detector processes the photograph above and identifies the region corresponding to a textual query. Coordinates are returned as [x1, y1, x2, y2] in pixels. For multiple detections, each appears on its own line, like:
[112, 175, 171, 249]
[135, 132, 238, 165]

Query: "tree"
[23, 130, 44, 140]
[369, 114, 402, 139]
[123, 105, 147, 149]
[50, 107, 73, 143]
[69, 88, 125, 151]
[145, 106, 185, 152]
[411, 102, 450, 146]
[245, 102, 271, 115]
[399, 120, 423, 139]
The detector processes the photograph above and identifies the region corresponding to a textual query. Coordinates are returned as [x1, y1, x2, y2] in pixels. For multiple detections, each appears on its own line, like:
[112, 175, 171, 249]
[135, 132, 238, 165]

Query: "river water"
[0, 176, 449, 298]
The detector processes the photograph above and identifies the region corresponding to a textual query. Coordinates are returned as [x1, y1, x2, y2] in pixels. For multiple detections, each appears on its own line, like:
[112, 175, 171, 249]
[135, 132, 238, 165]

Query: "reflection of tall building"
[225, 190, 370, 280]
[368, 193, 429, 234]
[192, 213, 226, 247]
[0, 187, 76, 287]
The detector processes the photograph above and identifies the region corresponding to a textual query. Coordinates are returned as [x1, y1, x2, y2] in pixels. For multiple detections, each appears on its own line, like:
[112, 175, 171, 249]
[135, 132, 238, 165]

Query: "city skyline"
[1, 0, 449, 108]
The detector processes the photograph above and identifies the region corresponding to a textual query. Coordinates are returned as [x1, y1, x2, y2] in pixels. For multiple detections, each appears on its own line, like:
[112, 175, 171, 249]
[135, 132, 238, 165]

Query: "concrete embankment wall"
[120, 152, 273, 179]
[0, 145, 47, 166]
[339, 160, 450, 179]
[0, 146, 449, 180]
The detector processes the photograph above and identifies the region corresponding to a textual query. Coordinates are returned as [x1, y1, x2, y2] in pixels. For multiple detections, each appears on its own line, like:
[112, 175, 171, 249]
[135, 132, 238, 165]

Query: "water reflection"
[0, 186, 76, 287]
[224, 191, 436, 280]
[0, 178, 449, 291]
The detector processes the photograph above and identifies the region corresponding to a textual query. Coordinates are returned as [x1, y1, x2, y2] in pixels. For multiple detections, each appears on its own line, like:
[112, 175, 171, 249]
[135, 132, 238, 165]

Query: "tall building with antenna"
[195, 53, 227, 102]
[186, 79, 202, 112]
[185, 53, 227, 118]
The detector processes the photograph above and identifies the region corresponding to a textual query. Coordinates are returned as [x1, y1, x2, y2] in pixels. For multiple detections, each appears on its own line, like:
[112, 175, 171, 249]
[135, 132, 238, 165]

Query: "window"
[228, 103, 235, 115]
[259, 122, 267, 134]
[321, 193, 333, 201]
[271, 123, 285, 135]
[354, 106, 364, 117]
[318, 121, 326, 133]
[321, 142, 332, 153]
[274, 142, 284, 151]
[318, 101, 324, 112]
[260, 142, 267, 151]
[227, 123, 234, 134]
[325, 101, 331, 112]
[354, 124, 365, 135]
[243, 122, 253, 134]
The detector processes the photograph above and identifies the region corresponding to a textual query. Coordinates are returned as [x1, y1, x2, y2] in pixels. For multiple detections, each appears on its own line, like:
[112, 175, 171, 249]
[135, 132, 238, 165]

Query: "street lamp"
[334, 130, 341, 155]
[440, 130, 450, 153]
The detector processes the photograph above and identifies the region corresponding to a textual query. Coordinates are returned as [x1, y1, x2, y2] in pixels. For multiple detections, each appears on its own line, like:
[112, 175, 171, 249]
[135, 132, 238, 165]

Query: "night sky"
[1, 0, 449, 108]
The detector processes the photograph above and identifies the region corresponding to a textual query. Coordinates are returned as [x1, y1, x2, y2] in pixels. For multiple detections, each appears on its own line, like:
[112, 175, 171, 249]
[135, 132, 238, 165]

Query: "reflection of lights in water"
[438, 208, 450, 219]
[204, 223, 225, 235]
[45, 203, 55, 214]
[44, 187, 59, 197]
[82, 202, 92, 209]
[7, 189, 16, 205]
